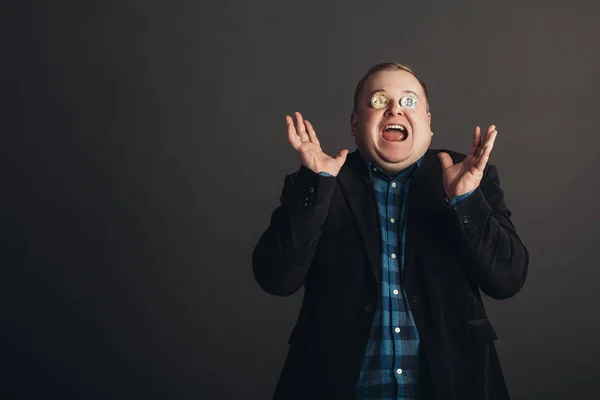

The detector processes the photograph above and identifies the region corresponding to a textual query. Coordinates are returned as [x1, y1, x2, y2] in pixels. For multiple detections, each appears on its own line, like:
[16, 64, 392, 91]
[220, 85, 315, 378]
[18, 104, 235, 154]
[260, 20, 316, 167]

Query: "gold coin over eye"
[371, 93, 389, 109]
[400, 94, 418, 110]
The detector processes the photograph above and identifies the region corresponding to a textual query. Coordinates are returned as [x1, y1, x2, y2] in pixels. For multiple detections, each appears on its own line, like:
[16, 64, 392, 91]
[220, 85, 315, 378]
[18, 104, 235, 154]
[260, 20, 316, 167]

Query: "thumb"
[437, 152, 453, 169]
[334, 149, 349, 165]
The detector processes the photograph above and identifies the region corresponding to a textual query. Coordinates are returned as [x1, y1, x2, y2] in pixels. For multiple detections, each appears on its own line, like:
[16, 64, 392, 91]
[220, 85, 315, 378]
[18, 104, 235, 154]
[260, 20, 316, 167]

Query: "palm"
[296, 143, 341, 173]
[286, 112, 348, 176]
[442, 155, 485, 197]
[438, 125, 498, 199]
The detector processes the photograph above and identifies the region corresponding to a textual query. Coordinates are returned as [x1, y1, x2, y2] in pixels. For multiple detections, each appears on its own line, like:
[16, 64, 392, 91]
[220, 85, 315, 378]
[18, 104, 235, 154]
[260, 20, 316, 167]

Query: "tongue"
[382, 130, 406, 141]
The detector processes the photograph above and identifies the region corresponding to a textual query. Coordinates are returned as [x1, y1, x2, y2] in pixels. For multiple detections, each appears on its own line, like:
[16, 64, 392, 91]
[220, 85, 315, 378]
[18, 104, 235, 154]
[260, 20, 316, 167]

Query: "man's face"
[351, 69, 432, 175]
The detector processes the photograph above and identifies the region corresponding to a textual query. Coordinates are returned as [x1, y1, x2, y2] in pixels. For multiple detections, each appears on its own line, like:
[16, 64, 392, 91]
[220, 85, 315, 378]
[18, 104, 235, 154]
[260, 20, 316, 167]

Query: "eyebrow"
[369, 89, 419, 97]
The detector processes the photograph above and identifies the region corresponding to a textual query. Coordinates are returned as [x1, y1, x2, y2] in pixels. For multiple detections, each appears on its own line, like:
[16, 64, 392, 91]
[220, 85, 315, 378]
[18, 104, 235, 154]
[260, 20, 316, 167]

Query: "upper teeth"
[384, 125, 406, 131]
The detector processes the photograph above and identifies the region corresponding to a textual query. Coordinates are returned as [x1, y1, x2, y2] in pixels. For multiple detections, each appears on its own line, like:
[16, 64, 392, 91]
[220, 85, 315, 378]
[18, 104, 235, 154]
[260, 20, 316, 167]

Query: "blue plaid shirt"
[320, 155, 472, 399]
[353, 157, 472, 400]
[355, 158, 423, 400]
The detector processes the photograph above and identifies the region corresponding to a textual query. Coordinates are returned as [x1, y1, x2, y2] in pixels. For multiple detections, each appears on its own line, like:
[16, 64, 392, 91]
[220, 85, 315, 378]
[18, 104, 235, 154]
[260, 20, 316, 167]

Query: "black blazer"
[253, 149, 529, 400]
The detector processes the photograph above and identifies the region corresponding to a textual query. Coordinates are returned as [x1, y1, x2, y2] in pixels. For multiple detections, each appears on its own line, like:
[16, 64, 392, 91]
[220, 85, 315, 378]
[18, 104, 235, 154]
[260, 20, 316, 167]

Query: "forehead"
[362, 69, 424, 97]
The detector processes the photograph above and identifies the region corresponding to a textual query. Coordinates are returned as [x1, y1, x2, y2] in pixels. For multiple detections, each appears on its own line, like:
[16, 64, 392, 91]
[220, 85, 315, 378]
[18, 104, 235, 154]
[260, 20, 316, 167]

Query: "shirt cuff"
[319, 172, 334, 177]
[445, 189, 475, 208]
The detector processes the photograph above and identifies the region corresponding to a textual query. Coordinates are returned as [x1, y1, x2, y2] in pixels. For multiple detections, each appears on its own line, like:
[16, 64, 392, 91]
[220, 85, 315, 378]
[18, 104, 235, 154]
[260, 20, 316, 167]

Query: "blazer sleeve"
[252, 166, 337, 296]
[452, 164, 529, 299]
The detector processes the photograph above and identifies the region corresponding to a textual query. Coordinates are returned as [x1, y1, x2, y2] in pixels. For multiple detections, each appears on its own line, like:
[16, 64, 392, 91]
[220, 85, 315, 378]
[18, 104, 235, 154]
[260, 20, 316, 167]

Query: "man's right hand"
[286, 111, 348, 177]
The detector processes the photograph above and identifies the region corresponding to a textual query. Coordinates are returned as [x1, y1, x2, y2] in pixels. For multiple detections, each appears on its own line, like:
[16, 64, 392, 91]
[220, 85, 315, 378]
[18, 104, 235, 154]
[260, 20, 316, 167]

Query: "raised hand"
[437, 125, 498, 200]
[286, 111, 348, 176]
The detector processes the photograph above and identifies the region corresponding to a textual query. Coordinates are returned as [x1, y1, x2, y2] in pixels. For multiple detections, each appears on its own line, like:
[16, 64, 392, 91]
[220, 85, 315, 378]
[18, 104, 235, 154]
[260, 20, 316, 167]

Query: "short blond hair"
[353, 62, 430, 112]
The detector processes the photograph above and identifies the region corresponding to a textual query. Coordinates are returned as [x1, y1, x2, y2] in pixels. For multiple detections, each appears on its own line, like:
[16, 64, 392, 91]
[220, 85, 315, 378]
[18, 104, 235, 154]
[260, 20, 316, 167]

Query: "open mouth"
[382, 124, 408, 142]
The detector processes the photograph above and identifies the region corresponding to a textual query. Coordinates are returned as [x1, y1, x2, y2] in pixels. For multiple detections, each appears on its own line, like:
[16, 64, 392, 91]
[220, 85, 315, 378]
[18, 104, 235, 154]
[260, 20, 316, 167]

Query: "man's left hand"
[437, 125, 498, 200]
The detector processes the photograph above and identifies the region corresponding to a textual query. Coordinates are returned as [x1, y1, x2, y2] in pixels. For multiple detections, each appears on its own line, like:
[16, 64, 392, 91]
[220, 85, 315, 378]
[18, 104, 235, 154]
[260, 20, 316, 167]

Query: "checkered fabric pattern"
[355, 158, 422, 400]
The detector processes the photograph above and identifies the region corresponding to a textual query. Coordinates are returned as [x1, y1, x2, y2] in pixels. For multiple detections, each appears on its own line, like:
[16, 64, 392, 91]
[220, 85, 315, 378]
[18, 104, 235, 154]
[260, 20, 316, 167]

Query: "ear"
[350, 112, 357, 136]
[427, 112, 432, 135]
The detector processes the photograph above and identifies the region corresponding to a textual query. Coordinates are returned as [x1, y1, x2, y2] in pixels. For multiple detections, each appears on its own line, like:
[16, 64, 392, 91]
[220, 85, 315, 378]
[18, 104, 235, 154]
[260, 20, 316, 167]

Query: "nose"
[385, 101, 404, 116]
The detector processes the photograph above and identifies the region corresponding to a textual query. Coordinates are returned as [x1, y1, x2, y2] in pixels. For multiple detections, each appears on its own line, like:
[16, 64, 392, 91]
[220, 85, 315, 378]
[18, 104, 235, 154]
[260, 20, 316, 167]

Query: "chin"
[376, 148, 412, 165]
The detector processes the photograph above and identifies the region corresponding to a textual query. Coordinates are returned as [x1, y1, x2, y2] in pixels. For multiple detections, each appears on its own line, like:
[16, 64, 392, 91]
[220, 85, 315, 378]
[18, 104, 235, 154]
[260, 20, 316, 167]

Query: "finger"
[480, 125, 496, 147]
[469, 126, 481, 156]
[476, 129, 497, 157]
[437, 152, 454, 169]
[334, 149, 349, 167]
[484, 126, 497, 147]
[475, 143, 493, 170]
[286, 115, 302, 149]
[475, 131, 497, 169]
[295, 112, 309, 142]
[304, 120, 320, 145]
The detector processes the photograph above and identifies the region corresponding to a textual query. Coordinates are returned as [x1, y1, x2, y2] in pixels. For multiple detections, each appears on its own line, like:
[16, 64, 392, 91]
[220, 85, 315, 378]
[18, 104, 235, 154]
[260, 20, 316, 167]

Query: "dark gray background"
[3, 1, 599, 399]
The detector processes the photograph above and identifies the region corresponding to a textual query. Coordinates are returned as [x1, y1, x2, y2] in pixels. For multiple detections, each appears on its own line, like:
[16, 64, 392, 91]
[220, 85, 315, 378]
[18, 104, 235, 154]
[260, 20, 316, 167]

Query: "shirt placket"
[387, 178, 405, 383]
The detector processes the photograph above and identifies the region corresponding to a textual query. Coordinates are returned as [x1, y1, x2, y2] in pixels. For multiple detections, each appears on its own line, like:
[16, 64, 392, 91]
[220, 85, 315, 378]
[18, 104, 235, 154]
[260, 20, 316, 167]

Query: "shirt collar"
[362, 154, 423, 183]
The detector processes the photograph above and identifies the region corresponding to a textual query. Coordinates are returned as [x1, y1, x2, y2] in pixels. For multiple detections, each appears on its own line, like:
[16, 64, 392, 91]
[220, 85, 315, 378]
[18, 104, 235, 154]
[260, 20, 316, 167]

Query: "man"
[252, 62, 528, 400]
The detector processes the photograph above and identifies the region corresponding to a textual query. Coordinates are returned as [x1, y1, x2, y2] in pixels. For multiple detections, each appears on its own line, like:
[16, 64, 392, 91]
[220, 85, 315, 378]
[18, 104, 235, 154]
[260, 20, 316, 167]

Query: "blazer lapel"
[337, 150, 447, 292]
[337, 151, 382, 290]
[404, 150, 447, 274]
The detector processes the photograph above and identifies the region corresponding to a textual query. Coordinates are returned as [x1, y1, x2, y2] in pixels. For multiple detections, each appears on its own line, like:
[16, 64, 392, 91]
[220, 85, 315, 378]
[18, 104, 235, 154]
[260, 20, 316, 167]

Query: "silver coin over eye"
[400, 94, 418, 110]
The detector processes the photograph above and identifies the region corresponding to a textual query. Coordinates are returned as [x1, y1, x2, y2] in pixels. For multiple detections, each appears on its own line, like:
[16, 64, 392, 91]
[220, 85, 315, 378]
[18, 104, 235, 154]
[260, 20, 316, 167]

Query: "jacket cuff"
[445, 189, 475, 208]
[452, 187, 492, 236]
[289, 166, 337, 212]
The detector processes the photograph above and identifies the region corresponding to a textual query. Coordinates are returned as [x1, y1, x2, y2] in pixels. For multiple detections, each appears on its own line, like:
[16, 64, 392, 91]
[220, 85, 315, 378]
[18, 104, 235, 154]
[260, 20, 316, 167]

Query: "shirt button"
[391, 253, 397, 259]
[393, 289, 399, 295]
[390, 218, 395, 223]
[395, 327, 401, 333]
[396, 369, 403, 375]
[391, 182, 397, 188]
[365, 305, 373, 313]
[309, 186, 315, 193]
